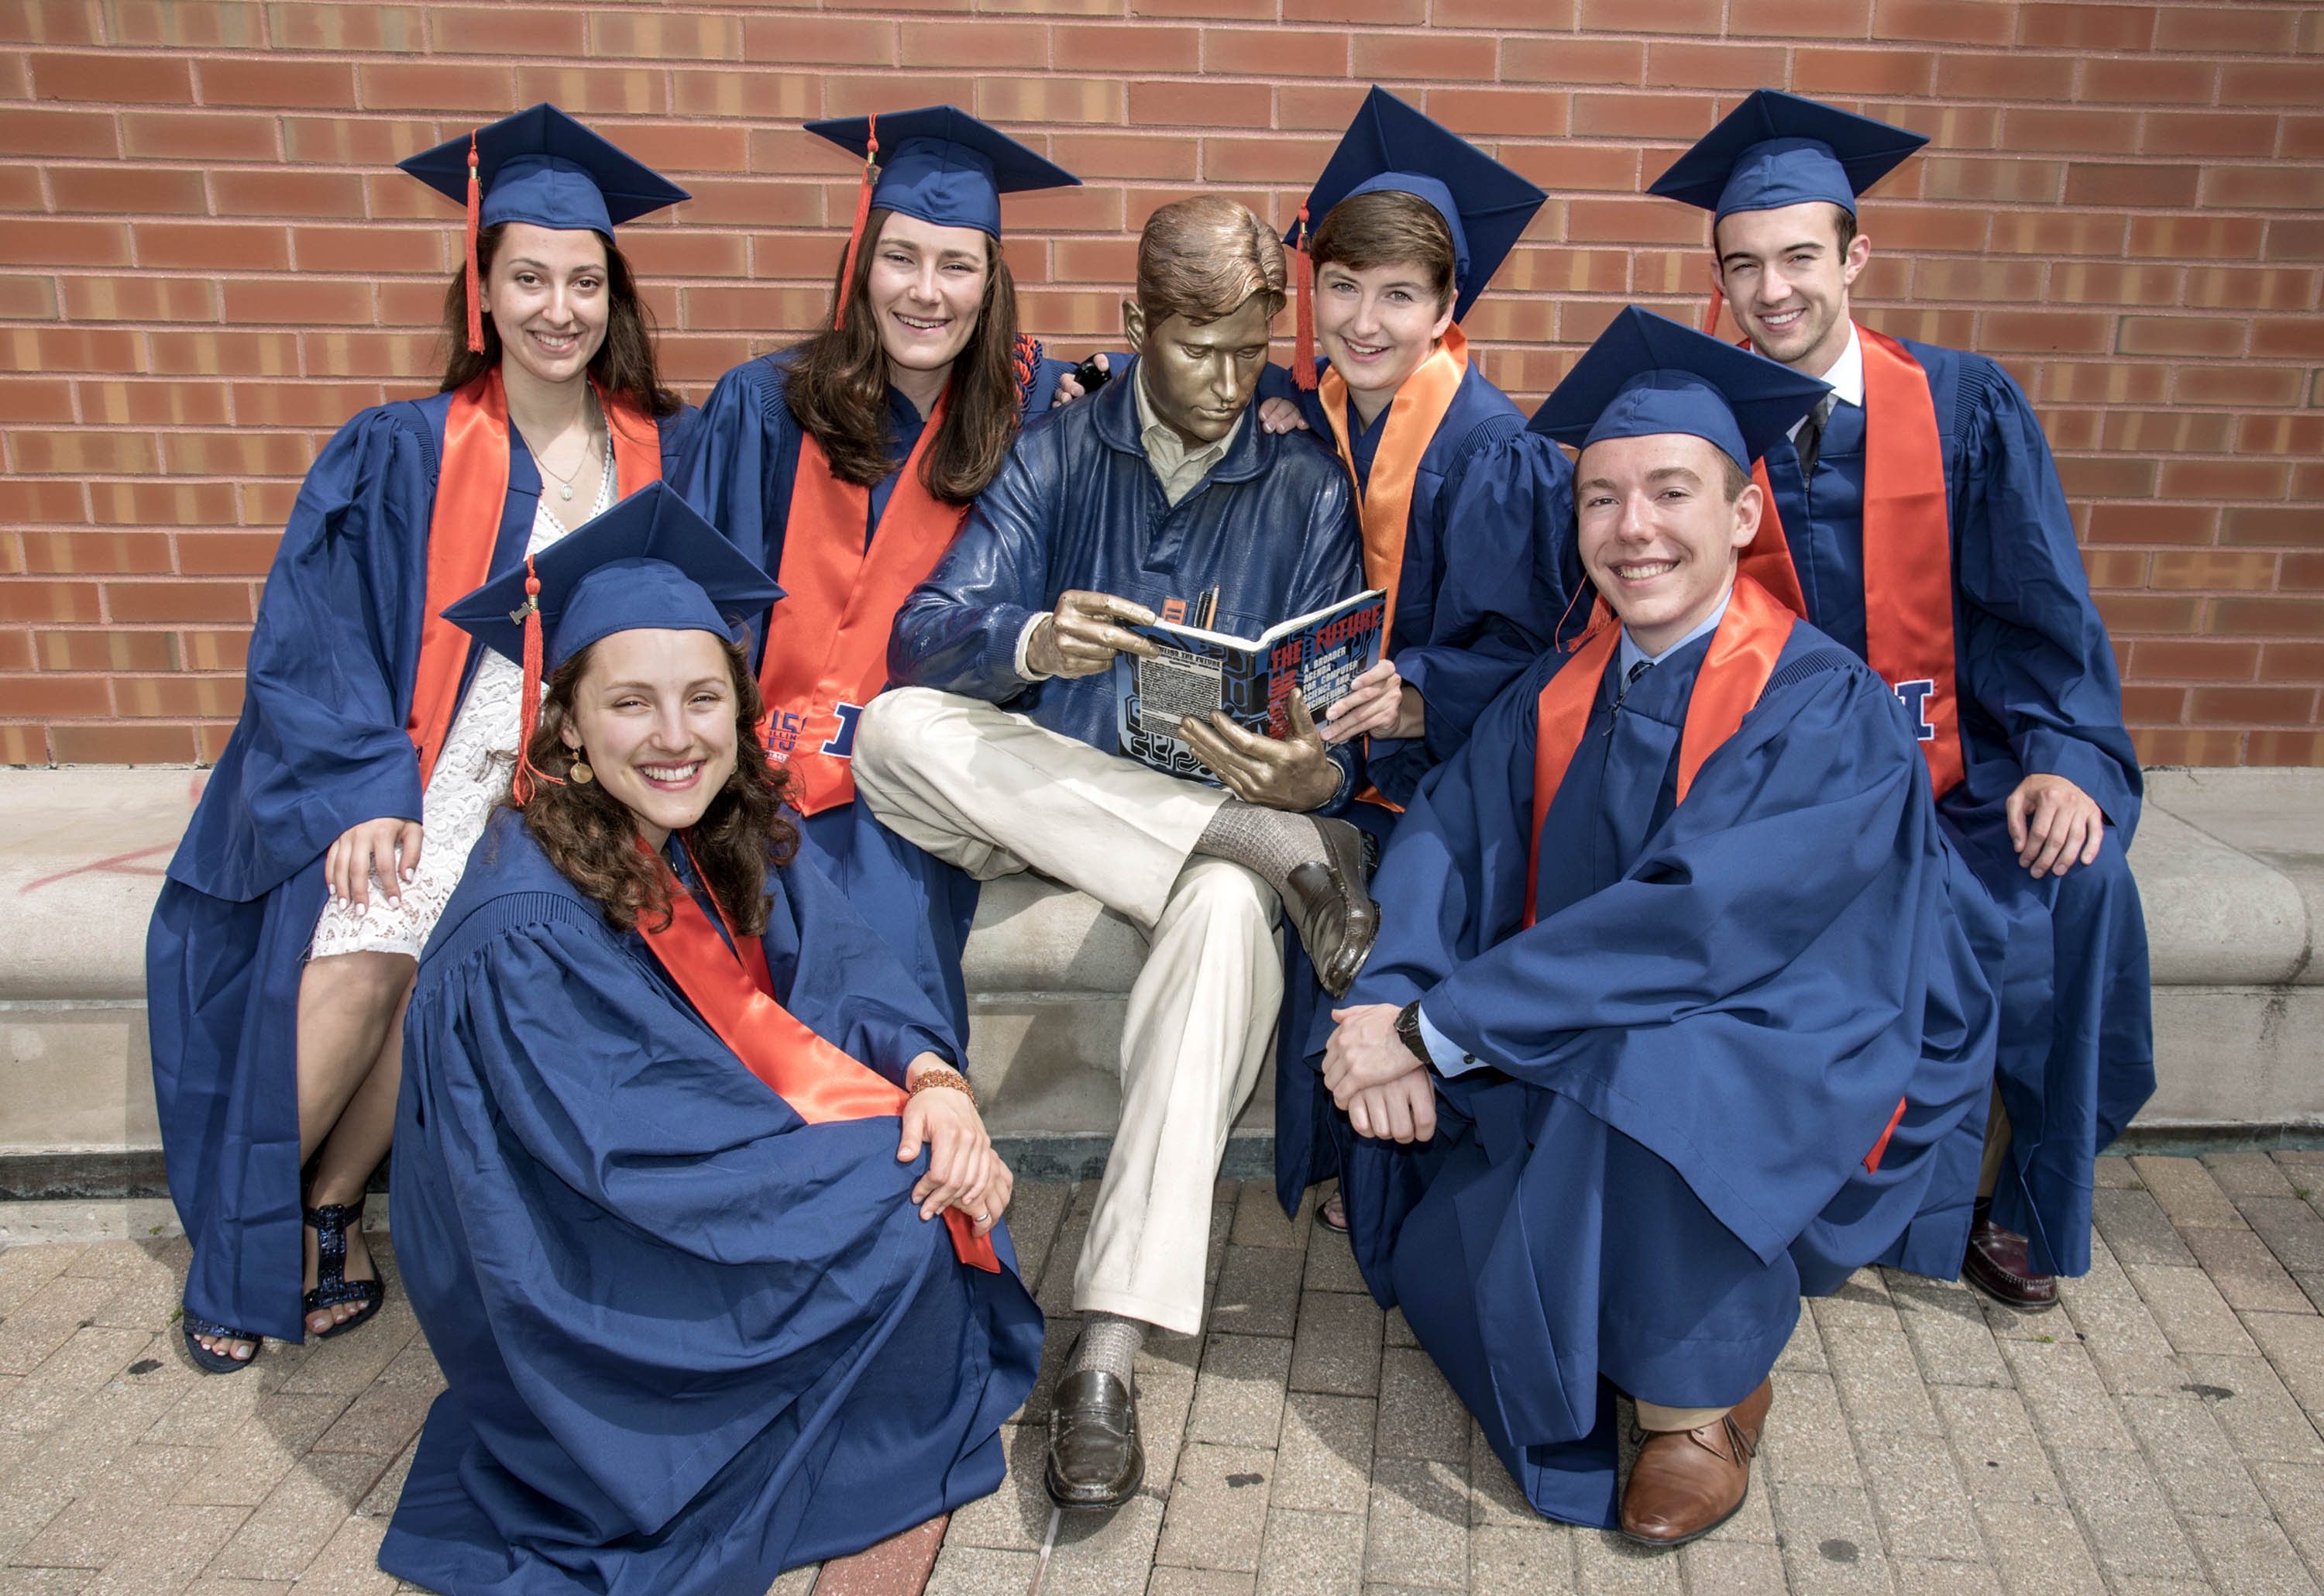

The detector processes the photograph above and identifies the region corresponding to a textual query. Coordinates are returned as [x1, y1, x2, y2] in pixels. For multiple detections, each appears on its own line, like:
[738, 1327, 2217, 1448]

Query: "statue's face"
[1124, 294, 1274, 446]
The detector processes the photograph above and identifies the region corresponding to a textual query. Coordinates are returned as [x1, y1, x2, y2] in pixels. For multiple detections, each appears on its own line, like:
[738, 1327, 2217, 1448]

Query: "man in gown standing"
[853, 195, 1369, 1510]
[1315, 308, 1997, 1546]
[1649, 91, 2152, 1305]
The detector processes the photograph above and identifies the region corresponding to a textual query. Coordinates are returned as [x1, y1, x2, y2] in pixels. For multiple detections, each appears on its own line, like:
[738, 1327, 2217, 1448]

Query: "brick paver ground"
[3, 1151, 2322, 1595]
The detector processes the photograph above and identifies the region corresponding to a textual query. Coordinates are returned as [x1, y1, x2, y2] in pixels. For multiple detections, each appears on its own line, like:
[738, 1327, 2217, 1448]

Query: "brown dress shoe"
[1045, 1367, 1143, 1509]
[1281, 818, 1380, 998]
[1961, 1202, 2058, 1309]
[1619, 1378, 1773, 1547]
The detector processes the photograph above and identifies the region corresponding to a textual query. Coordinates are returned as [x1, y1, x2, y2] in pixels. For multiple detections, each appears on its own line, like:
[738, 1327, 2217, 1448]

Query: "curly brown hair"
[782, 208, 1026, 505]
[511, 632, 797, 937]
[438, 221, 683, 420]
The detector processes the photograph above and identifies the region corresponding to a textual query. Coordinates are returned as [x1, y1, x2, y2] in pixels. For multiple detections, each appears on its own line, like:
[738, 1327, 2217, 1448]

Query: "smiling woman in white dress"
[146, 105, 699, 1371]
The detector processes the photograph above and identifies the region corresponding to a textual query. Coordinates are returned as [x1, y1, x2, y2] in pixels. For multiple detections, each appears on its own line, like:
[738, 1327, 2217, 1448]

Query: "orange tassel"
[510, 556, 564, 807]
[463, 131, 484, 355]
[1700, 280, 1725, 339]
[1291, 204, 1317, 392]
[832, 112, 880, 332]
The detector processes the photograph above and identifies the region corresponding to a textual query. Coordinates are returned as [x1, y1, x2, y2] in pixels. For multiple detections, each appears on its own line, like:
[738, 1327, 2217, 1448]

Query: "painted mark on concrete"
[19, 842, 174, 893]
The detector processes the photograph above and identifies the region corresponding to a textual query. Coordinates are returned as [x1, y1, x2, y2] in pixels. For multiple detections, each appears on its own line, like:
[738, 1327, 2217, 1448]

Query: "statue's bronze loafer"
[1045, 1367, 1143, 1510]
[1282, 817, 1380, 998]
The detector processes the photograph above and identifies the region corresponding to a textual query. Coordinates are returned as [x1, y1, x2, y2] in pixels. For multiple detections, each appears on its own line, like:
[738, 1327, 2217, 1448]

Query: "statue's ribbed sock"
[1191, 799, 1325, 897]
[1071, 1313, 1147, 1393]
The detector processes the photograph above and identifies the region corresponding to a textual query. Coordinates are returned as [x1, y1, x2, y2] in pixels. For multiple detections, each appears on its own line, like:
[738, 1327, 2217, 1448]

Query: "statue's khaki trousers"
[853, 687, 1282, 1336]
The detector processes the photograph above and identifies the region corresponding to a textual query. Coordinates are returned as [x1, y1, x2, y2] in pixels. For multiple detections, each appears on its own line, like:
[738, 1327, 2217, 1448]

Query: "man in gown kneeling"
[854, 195, 1372, 1510]
[1313, 308, 1998, 1548]
[379, 485, 1040, 1596]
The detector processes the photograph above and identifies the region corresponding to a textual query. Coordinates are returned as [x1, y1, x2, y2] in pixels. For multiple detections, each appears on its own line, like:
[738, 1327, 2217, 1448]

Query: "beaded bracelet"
[907, 1065, 978, 1109]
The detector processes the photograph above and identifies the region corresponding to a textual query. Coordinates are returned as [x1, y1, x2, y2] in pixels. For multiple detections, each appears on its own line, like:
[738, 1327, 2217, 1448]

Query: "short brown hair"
[1136, 195, 1285, 328]
[1312, 189, 1456, 312]
[1712, 200, 1855, 263]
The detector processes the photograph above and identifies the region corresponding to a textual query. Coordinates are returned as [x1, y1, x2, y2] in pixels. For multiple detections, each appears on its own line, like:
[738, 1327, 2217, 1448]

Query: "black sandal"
[181, 1312, 262, 1374]
[303, 1202, 386, 1340]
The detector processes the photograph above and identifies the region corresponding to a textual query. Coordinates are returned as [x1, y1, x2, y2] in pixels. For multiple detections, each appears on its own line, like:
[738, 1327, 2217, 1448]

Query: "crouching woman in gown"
[377, 484, 1042, 1596]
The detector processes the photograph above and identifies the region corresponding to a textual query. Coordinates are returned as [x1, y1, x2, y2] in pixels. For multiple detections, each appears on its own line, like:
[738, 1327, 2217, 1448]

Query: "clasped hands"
[1321, 1003, 1438, 1145]
[1027, 590, 1341, 810]
[899, 1053, 1010, 1237]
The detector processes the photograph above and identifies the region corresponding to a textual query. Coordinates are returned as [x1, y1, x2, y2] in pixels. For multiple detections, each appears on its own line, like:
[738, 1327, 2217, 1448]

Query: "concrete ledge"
[2, 763, 2319, 1199]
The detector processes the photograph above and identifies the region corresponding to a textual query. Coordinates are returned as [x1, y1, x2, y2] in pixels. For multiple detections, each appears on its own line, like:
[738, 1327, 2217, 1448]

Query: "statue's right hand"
[1026, 590, 1160, 679]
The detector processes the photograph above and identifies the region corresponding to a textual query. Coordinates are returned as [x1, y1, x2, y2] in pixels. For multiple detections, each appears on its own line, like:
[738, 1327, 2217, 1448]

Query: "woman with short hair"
[1260, 88, 1587, 1236]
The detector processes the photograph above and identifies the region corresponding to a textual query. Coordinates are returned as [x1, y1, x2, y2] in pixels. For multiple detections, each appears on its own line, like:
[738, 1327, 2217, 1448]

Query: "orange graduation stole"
[405, 368, 663, 787]
[636, 837, 1000, 1272]
[1318, 324, 1470, 659]
[760, 394, 971, 815]
[1519, 575, 1907, 1175]
[1738, 325, 1965, 800]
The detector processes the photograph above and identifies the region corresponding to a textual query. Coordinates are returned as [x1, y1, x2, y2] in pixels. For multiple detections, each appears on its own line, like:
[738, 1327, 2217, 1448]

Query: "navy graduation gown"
[675, 348, 1077, 1039]
[1759, 335, 2151, 1275]
[1312, 621, 1996, 1527]
[145, 392, 696, 1343]
[378, 813, 1041, 1595]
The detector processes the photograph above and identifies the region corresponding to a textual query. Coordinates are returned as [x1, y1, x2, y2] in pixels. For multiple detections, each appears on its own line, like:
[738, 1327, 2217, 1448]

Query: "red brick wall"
[2, 0, 2319, 767]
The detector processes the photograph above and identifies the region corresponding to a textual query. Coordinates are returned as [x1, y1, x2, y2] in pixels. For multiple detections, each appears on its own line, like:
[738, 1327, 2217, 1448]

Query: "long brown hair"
[513, 633, 797, 937]
[439, 222, 682, 420]
[782, 208, 1026, 504]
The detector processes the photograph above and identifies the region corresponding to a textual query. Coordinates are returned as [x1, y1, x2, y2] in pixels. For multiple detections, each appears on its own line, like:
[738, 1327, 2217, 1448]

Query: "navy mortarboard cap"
[445, 481, 782, 676]
[1527, 307, 1830, 471]
[1648, 89, 1928, 223]
[1291, 87, 1548, 325]
[806, 105, 1078, 239]
[400, 105, 689, 353]
[444, 482, 780, 801]
[803, 105, 1078, 329]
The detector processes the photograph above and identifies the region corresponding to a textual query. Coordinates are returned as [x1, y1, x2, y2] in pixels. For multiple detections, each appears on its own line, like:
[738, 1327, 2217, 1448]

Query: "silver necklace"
[534, 393, 603, 502]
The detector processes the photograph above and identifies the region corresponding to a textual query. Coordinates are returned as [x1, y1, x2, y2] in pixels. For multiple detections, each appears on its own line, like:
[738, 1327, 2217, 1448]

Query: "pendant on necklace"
[559, 483, 573, 500]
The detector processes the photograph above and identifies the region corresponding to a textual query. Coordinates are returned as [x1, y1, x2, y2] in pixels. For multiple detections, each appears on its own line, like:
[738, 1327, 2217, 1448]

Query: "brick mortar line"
[15, 27, 2320, 58]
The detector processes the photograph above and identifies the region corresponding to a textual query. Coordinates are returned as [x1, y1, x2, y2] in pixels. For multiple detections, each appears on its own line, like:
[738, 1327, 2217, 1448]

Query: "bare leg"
[191, 950, 413, 1361]
[301, 989, 408, 1335]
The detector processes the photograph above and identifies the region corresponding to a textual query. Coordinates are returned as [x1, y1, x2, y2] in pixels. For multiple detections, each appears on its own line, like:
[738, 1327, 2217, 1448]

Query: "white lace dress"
[308, 464, 614, 961]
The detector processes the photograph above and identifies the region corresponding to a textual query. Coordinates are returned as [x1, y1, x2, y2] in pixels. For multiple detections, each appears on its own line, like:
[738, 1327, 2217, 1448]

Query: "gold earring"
[569, 757, 593, 785]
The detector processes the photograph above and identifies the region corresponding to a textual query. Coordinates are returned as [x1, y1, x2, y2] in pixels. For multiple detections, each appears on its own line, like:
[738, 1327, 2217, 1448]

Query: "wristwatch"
[1393, 1000, 1433, 1068]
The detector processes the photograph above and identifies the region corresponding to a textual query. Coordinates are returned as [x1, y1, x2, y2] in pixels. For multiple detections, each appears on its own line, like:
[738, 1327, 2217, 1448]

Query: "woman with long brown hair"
[147, 106, 696, 1371]
[376, 487, 1037, 1595]
[676, 106, 1081, 1038]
